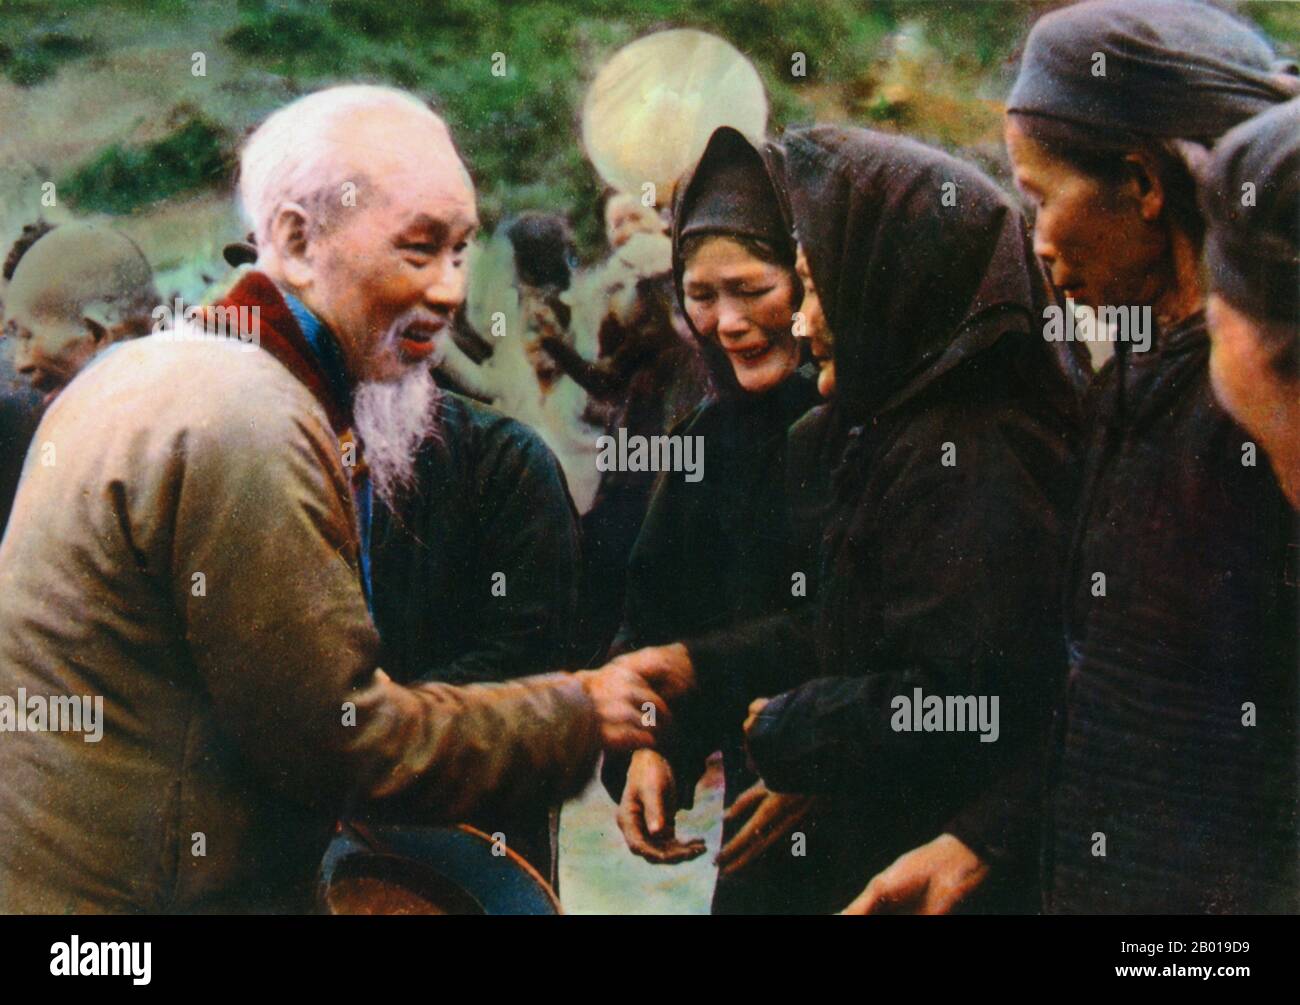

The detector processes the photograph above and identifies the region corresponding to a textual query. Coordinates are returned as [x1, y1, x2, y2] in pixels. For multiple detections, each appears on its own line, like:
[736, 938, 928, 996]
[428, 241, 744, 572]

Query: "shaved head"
[5, 222, 157, 396]
[8, 223, 154, 325]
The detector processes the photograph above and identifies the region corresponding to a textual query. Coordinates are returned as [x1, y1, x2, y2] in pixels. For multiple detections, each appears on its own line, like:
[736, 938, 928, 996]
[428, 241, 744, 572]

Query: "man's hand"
[616, 749, 707, 864]
[716, 780, 816, 877]
[577, 665, 670, 752]
[840, 834, 989, 915]
[602, 643, 696, 704]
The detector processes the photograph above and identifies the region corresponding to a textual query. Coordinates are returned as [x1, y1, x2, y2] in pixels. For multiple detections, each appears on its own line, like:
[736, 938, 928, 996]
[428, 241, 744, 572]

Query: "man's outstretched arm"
[168, 391, 659, 822]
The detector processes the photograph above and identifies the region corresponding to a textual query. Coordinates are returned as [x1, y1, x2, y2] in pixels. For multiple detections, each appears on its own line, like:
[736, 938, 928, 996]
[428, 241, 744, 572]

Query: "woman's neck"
[1267, 392, 1300, 511]
[1152, 228, 1205, 331]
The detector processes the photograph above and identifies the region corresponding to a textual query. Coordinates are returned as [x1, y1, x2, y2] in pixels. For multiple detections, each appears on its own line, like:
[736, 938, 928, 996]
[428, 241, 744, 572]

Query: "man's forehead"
[385, 161, 479, 231]
[334, 112, 472, 182]
[4, 296, 74, 331]
[397, 206, 479, 233]
[8, 266, 89, 322]
[4, 268, 51, 320]
[364, 148, 476, 221]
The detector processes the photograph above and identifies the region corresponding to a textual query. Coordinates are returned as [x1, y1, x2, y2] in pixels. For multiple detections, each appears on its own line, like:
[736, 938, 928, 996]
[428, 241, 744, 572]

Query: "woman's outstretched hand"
[840, 834, 989, 915]
[617, 748, 708, 864]
[716, 779, 817, 877]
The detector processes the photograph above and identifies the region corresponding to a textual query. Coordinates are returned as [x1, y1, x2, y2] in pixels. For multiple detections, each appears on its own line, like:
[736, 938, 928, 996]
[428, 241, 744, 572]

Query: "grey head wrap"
[1007, 0, 1299, 141]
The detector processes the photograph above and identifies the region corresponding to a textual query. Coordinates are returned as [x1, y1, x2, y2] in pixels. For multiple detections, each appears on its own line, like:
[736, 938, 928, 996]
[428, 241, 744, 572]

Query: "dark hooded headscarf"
[674, 127, 793, 255]
[671, 126, 799, 398]
[767, 124, 1081, 425]
[1201, 97, 1300, 327]
[1007, 0, 1300, 141]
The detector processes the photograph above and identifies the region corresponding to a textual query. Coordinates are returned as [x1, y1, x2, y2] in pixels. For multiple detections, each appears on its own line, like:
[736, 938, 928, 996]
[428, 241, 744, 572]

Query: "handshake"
[576, 645, 993, 914]
[574, 643, 696, 752]
[584, 646, 812, 876]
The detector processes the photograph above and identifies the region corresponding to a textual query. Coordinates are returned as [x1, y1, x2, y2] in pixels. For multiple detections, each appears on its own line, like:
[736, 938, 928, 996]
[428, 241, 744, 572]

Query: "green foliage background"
[1, 0, 1297, 259]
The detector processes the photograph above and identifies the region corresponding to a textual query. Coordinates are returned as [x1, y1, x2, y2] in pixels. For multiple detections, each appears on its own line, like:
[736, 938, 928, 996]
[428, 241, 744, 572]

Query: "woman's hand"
[741, 696, 770, 774]
[840, 834, 989, 915]
[616, 749, 707, 864]
[716, 779, 816, 877]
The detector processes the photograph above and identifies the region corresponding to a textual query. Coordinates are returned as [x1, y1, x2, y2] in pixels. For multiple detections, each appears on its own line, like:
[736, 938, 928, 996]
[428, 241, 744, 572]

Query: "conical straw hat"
[582, 29, 768, 206]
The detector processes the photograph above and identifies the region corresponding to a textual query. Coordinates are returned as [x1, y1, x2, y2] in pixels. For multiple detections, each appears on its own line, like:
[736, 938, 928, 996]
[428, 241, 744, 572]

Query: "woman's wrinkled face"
[1005, 117, 1166, 313]
[682, 236, 800, 394]
[794, 244, 834, 397]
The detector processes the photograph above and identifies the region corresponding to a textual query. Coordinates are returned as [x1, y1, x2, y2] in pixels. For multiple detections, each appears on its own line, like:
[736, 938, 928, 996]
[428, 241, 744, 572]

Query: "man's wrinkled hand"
[840, 833, 989, 915]
[616, 749, 707, 864]
[577, 664, 669, 753]
[603, 643, 696, 704]
[716, 780, 816, 877]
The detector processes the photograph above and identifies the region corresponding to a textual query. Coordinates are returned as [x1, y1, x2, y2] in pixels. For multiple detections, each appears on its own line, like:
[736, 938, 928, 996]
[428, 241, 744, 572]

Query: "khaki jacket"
[0, 334, 599, 913]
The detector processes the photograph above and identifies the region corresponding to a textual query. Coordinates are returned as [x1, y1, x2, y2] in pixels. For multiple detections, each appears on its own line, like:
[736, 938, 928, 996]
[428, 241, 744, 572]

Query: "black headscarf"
[1201, 97, 1300, 326]
[1007, 0, 1299, 141]
[769, 124, 1081, 425]
[674, 127, 793, 255]
[671, 126, 799, 398]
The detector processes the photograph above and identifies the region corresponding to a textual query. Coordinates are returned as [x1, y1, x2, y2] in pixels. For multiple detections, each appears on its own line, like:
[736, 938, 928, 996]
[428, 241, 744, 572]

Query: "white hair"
[238, 84, 449, 248]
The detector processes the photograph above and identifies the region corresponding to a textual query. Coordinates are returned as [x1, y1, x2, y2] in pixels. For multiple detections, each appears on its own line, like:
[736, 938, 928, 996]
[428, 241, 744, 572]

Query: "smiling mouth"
[728, 343, 771, 364]
[398, 322, 446, 360]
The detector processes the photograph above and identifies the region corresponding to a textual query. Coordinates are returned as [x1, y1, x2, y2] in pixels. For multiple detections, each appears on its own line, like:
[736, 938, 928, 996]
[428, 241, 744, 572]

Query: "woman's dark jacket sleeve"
[602, 384, 821, 804]
[683, 404, 847, 720]
[746, 386, 1072, 862]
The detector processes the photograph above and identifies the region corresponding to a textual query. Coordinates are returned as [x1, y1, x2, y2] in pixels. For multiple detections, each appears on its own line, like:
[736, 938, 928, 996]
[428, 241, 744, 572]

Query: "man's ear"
[1123, 151, 1166, 223]
[82, 303, 115, 345]
[268, 202, 315, 288]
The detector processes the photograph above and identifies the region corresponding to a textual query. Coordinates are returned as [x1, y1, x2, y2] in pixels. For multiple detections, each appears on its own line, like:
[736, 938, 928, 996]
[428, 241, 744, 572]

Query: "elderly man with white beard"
[0, 84, 666, 914]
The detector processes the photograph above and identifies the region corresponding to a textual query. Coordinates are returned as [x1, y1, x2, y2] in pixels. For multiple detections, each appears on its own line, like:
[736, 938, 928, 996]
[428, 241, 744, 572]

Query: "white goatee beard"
[352, 365, 440, 508]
